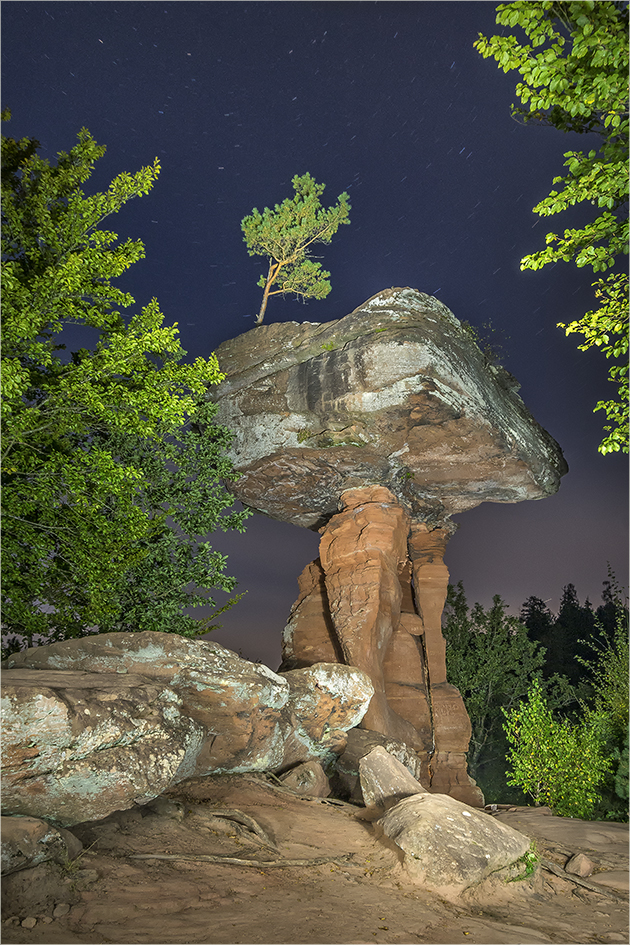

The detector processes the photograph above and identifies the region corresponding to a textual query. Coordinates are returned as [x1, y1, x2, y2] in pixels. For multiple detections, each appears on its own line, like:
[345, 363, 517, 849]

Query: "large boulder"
[332, 728, 429, 803]
[210, 287, 567, 529]
[357, 745, 531, 898]
[280, 663, 374, 768]
[358, 745, 428, 809]
[1, 668, 205, 826]
[1, 632, 373, 826]
[377, 793, 533, 897]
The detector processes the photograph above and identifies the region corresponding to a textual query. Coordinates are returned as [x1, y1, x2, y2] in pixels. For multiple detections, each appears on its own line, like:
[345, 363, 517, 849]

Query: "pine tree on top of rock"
[241, 173, 350, 325]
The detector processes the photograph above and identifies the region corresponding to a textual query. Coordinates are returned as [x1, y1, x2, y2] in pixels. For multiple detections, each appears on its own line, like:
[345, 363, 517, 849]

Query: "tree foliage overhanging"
[241, 172, 351, 325]
[475, 1, 629, 454]
[1, 113, 249, 653]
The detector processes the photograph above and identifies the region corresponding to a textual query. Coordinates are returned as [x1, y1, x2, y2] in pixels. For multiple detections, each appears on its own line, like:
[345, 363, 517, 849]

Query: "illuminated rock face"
[280, 486, 481, 806]
[1, 633, 374, 826]
[211, 287, 567, 806]
[211, 287, 567, 529]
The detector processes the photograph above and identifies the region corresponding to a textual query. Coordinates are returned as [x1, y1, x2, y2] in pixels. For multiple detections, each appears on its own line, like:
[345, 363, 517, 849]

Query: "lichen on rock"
[209, 287, 567, 808]
[210, 287, 567, 530]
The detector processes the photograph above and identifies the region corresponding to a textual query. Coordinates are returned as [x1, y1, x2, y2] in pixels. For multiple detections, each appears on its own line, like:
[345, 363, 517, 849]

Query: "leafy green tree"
[81, 399, 250, 640]
[503, 678, 612, 818]
[577, 586, 629, 819]
[444, 583, 577, 801]
[560, 270, 628, 454]
[596, 566, 629, 638]
[1, 116, 248, 650]
[241, 172, 351, 325]
[475, 2, 629, 453]
[444, 584, 561, 799]
[505, 576, 628, 820]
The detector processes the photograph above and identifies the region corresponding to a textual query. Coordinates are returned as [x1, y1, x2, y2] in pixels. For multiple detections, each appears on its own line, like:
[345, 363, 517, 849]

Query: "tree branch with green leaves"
[475, 1, 629, 453]
[241, 173, 350, 325]
[1, 113, 249, 651]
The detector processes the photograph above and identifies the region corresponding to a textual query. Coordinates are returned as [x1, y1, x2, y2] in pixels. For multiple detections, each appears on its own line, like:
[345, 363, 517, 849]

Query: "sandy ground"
[2, 774, 628, 945]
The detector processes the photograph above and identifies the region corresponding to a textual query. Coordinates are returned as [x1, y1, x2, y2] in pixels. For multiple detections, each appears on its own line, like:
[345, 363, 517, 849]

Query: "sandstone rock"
[333, 728, 428, 804]
[565, 852, 594, 877]
[356, 743, 482, 812]
[3, 632, 291, 776]
[280, 558, 342, 670]
[2, 633, 373, 825]
[358, 746, 428, 810]
[408, 523, 450, 686]
[210, 289, 567, 809]
[282, 556, 434, 745]
[428, 750, 484, 808]
[279, 760, 331, 797]
[319, 486, 419, 744]
[378, 792, 533, 896]
[382, 623, 433, 745]
[279, 662, 375, 770]
[210, 287, 567, 529]
[1, 816, 83, 875]
[430, 683, 473, 753]
[209, 288, 567, 808]
[1, 667, 205, 826]
[281, 503, 481, 805]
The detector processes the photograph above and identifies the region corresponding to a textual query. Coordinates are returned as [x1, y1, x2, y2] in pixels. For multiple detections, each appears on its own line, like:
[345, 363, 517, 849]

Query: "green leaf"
[476, 1, 628, 455]
[1, 120, 250, 647]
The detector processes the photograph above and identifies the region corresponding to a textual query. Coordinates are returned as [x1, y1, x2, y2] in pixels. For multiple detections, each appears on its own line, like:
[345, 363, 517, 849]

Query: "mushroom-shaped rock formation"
[210, 288, 567, 806]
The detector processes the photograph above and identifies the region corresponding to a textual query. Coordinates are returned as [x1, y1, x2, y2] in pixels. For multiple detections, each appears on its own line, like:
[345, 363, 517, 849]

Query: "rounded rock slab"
[377, 791, 532, 895]
[210, 287, 567, 529]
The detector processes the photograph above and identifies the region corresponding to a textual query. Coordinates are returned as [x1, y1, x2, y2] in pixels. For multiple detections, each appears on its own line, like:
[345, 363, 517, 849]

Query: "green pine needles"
[241, 173, 350, 325]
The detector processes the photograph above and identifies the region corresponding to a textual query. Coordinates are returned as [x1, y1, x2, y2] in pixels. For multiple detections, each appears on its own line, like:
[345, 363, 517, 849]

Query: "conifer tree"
[241, 173, 350, 324]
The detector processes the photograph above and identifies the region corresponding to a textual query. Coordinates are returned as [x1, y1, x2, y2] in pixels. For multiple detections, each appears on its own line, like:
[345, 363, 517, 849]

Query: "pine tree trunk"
[255, 261, 275, 325]
[255, 292, 269, 325]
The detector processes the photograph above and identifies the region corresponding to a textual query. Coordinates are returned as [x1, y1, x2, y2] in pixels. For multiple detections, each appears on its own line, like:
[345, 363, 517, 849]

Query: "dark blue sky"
[3, 1, 627, 667]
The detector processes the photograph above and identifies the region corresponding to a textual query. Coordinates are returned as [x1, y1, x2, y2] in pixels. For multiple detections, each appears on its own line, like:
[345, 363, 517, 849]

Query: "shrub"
[503, 679, 612, 819]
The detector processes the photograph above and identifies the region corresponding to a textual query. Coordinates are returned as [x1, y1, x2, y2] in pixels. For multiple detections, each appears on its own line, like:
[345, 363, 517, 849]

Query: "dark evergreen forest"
[443, 572, 629, 820]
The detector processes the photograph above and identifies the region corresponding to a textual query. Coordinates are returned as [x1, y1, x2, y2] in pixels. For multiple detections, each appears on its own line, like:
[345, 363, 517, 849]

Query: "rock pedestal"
[281, 484, 480, 805]
[210, 287, 568, 808]
[319, 487, 417, 745]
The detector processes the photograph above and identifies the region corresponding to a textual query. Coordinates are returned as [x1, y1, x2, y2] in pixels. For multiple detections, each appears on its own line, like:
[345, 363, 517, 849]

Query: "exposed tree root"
[129, 852, 355, 868]
[541, 857, 628, 902]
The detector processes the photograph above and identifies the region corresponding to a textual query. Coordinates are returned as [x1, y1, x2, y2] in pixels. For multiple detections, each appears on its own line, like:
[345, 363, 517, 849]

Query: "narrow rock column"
[319, 486, 422, 747]
[408, 523, 484, 806]
[382, 562, 433, 757]
[408, 523, 450, 686]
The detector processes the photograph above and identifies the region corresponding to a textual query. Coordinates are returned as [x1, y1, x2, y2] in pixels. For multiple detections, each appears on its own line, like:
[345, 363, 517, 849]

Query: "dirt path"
[2, 775, 628, 945]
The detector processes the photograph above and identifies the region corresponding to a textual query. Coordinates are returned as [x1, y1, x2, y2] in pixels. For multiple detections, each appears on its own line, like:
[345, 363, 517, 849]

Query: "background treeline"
[443, 572, 629, 821]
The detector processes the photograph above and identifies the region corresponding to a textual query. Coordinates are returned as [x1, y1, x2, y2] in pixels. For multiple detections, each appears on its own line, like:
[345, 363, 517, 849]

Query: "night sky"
[3, 1, 627, 668]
